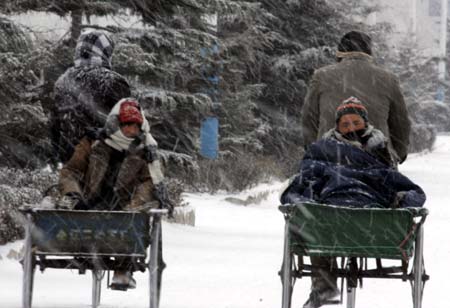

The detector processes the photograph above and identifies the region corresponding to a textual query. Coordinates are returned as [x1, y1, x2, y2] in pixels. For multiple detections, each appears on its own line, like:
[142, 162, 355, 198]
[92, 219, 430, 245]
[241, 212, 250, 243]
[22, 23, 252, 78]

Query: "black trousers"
[310, 256, 338, 291]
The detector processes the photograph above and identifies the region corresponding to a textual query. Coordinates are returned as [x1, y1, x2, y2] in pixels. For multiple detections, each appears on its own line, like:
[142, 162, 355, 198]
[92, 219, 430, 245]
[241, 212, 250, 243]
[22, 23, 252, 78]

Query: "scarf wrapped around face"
[104, 99, 157, 151]
[104, 98, 164, 185]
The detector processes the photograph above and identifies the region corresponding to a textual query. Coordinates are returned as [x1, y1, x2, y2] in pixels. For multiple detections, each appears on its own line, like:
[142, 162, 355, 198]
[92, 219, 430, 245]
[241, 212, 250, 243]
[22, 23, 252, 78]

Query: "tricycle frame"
[279, 203, 428, 308]
[21, 208, 167, 308]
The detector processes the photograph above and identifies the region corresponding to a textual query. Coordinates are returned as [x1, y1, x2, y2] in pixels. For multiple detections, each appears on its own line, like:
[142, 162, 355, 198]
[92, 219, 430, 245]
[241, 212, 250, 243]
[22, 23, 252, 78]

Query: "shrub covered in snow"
[0, 167, 58, 244]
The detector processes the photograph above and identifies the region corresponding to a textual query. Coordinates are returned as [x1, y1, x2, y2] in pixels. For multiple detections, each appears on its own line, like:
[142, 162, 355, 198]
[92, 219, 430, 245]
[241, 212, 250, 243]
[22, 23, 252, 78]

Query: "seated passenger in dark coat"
[281, 97, 426, 209]
[281, 97, 426, 308]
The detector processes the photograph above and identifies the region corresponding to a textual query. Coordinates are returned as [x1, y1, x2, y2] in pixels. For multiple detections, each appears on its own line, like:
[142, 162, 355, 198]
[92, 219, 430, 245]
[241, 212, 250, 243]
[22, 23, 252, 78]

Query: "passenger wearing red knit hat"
[119, 101, 144, 125]
[58, 97, 170, 291]
[117, 100, 144, 138]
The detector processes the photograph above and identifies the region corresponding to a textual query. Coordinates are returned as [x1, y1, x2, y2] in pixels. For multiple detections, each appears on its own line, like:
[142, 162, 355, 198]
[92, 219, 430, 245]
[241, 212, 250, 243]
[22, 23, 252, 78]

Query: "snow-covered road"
[1, 136, 450, 308]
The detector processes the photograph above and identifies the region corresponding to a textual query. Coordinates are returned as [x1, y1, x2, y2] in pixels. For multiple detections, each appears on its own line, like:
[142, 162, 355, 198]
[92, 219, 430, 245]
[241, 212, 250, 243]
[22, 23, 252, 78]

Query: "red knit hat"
[119, 100, 143, 125]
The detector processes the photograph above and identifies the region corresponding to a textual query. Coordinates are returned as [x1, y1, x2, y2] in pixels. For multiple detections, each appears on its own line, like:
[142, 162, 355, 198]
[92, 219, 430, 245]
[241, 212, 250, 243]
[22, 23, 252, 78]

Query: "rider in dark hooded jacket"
[51, 30, 131, 163]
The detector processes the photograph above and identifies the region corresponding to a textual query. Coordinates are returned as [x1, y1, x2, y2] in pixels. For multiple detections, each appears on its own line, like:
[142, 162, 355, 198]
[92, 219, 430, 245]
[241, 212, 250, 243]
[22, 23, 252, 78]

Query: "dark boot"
[303, 287, 340, 308]
[111, 271, 136, 290]
[303, 256, 339, 308]
[310, 256, 338, 292]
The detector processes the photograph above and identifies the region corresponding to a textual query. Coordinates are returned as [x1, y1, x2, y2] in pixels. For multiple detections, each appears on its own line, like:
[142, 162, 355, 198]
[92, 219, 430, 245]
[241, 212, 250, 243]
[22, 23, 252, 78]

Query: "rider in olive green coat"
[300, 31, 411, 308]
[301, 31, 410, 163]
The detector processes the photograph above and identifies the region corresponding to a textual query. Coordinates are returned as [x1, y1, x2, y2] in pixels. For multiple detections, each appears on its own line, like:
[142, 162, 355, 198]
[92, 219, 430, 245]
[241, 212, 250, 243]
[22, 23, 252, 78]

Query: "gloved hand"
[65, 192, 89, 210]
[152, 183, 174, 218]
[392, 191, 408, 209]
[143, 145, 159, 163]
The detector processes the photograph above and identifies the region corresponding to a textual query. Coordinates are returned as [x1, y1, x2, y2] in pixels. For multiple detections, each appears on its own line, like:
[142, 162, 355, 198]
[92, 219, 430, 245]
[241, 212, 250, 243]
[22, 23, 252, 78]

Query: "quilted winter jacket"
[280, 138, 425, 208]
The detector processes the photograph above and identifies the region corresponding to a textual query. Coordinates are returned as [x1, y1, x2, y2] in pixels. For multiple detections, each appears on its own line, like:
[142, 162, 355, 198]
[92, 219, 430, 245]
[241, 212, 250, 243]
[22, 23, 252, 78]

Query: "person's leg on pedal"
[111, 257, 136, 290]
[303, 256, 339, 308]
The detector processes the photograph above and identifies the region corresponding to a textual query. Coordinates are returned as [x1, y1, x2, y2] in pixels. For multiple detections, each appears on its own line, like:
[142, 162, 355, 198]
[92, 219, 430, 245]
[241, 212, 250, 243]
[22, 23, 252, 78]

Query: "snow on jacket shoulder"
[280, 138, 426, 208]
[51, 31, 131, 163]
[52, 66, 131, 163]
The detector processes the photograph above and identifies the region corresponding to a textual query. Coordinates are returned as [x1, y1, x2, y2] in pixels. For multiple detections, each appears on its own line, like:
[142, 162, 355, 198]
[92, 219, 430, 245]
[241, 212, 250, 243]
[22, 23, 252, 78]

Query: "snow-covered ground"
[1, 136, 449, 308]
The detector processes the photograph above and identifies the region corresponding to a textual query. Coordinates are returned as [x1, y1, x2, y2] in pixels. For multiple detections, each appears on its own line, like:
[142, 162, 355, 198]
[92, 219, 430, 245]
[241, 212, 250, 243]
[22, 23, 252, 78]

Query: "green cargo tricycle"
[279, 202, 429, 308]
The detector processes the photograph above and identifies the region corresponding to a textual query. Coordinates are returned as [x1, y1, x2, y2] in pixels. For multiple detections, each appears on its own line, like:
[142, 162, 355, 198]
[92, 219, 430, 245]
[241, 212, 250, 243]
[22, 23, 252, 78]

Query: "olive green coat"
[301, 53, 410, 162]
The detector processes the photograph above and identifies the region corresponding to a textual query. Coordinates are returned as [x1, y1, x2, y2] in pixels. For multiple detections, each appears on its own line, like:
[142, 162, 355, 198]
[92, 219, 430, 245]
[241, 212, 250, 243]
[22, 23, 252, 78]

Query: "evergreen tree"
[2, 0, 427, 190]
[0, 0, 198, 43]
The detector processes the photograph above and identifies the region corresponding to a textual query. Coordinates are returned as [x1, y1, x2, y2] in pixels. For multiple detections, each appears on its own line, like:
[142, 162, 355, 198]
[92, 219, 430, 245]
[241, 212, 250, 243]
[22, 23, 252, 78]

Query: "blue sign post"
[435, 85, 445, 102]
[200, 117, 219, 159]
[199, 42, 221, 159]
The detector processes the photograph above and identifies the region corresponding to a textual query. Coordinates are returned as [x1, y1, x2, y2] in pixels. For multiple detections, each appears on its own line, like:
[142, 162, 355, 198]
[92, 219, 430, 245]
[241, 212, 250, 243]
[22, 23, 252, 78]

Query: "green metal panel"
[288, 203, 417, 259]
[30, 209, 150, 256]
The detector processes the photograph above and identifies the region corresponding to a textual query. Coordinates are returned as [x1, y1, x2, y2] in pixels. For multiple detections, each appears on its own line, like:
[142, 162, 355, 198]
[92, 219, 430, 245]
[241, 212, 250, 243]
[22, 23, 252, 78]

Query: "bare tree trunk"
[70, 9, 83, 45]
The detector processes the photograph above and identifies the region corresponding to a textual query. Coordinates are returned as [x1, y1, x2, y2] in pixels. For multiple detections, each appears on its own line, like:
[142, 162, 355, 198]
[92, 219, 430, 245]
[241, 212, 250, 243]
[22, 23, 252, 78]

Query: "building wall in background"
[370, 0, 444, 58]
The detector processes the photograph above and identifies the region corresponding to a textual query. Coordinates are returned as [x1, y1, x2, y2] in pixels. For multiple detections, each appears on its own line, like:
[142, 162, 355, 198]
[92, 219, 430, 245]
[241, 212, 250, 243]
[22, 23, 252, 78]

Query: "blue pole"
[200, 41, 220, 159]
